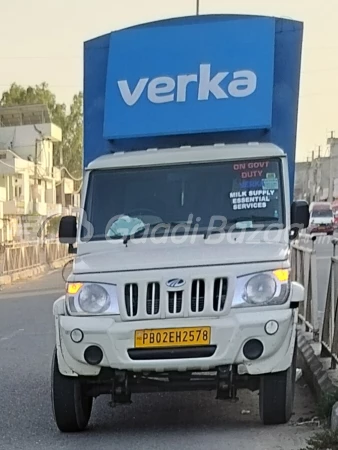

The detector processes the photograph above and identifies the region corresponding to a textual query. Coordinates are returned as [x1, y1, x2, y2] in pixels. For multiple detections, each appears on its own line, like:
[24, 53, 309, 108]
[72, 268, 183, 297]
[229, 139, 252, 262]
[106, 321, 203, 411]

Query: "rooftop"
[0, 104, 52, 127]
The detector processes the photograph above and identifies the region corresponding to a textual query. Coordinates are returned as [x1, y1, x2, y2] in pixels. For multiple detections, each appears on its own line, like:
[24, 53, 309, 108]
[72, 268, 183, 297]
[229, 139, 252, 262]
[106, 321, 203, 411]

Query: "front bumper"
[56, 307, 297, 378]
[308, 224, 334, 233]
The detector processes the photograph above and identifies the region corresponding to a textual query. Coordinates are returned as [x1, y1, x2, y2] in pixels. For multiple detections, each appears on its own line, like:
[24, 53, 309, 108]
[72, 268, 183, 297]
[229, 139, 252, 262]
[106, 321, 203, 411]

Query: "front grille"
[123, 277, 229, 319]
[191, 279, 205, 312]
[125, 283, 138, 317]
[168, 291, 183, 314]
[146, 282, 160, 315]
[213, 278, 228, 312]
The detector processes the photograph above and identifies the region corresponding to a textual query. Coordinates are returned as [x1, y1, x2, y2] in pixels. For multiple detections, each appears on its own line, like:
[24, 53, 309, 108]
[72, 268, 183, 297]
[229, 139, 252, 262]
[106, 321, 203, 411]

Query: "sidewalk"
[0, 257, 70, 287]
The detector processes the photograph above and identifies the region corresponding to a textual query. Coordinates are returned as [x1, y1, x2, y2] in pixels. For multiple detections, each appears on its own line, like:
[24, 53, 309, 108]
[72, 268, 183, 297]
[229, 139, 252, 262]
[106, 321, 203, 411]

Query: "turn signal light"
[273, 269, 289, 282]
[67, 283, 83, 295]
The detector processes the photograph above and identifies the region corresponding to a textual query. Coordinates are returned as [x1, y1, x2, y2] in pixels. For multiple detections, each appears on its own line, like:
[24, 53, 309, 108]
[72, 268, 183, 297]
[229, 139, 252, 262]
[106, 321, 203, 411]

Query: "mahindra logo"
[117, 64, 257, 106]
[166, 278, 186, 289]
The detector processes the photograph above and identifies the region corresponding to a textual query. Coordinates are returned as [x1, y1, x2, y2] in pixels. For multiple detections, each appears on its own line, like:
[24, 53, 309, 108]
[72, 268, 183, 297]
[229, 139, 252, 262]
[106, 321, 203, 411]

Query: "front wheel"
[51, 349, 93, 432]
[259, 338, 297, 425]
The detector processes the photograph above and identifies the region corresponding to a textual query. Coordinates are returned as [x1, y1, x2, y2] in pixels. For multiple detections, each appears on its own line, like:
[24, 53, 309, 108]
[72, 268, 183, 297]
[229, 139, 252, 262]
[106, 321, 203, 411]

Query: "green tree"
[0, 82, 83, 178]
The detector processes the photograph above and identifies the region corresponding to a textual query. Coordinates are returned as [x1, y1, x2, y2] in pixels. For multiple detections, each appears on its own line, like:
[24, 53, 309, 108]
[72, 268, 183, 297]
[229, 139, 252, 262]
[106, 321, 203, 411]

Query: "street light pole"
[196, 0, 200, 15]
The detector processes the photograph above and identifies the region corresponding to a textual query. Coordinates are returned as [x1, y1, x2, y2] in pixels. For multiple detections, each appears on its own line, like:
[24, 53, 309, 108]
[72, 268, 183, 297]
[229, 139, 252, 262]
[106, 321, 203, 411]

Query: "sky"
[0, 0, 337, 162]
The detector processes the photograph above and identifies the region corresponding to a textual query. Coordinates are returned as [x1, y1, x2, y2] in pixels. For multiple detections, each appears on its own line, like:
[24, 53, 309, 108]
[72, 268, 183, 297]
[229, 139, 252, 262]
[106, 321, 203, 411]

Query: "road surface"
[0, 271, 317, 450]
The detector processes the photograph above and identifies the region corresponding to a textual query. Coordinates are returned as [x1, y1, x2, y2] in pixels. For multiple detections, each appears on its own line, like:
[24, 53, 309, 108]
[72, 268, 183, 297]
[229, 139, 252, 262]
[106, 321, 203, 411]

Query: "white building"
[0, 104, 77, 241]
[295, 136, 338, 203]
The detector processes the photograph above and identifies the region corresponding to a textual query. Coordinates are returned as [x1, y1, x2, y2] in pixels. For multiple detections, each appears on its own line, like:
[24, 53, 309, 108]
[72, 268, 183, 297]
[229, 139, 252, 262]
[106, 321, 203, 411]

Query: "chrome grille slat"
[146, 282, 160, 315]
[213, 278, 228, 312]
[168, 291, 183, 314]
[125, 283, 138, 317]
[191, 279, 205, 312]
[217, 278, 223, 311]
[152, 283, 156, 315]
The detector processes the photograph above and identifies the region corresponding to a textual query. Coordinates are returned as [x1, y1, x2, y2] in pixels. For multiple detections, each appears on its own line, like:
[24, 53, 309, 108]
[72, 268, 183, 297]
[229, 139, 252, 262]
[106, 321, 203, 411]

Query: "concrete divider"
[297, 330, 336, 399]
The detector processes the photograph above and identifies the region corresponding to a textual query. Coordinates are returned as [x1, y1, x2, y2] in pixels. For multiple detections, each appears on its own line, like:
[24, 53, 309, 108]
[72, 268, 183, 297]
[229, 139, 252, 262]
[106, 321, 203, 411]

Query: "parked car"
[307, 202, 334, 235]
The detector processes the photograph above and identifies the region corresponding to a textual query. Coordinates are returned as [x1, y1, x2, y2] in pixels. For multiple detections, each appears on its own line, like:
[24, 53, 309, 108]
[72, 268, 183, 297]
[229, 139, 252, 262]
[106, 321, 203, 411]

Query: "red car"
[332, 201, 338, 230]
[307, 202, 334, 235]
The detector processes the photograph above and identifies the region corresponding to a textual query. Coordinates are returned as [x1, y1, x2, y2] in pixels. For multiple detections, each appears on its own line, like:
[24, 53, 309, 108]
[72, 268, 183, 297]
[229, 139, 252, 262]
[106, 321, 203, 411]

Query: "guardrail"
[0, 240, 69, 275]
[291, 237, 319, 341]
[45, 240, 69, 264]
[321, 238, 338, 368]
[292, 236, 338, 369]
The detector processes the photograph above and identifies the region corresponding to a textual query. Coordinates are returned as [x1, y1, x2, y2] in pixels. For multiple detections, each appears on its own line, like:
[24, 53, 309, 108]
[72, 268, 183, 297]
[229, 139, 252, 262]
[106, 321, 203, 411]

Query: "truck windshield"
[82, 158, 285, 240]
[311, 210, 333, 218]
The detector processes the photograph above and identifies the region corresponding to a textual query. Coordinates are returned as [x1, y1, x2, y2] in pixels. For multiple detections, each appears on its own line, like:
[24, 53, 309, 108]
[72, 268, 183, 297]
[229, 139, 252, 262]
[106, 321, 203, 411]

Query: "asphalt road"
[0, 271, 317, 450]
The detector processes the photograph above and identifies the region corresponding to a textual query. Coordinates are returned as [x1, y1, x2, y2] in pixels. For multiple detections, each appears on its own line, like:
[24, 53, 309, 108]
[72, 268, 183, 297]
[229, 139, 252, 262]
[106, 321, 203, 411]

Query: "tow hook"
[216, 365, 238, 402]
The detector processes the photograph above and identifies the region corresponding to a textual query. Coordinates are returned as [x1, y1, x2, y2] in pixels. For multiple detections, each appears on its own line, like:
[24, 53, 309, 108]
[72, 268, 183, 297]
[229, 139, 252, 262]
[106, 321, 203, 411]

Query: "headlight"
[232, 269, 290, 308]
[66, 282, 119, 315]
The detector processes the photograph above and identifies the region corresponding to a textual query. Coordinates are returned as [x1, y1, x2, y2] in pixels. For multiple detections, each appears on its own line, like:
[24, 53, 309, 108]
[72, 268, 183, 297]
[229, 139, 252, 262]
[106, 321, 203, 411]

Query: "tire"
[51, 348, 93, 432]
[259, 337, 297, 425]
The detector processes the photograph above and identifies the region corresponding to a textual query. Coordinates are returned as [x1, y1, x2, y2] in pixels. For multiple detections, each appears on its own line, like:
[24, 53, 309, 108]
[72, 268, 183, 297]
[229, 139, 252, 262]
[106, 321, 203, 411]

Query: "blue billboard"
[103, 18, 275, 139]
[84, 15, 303, 195]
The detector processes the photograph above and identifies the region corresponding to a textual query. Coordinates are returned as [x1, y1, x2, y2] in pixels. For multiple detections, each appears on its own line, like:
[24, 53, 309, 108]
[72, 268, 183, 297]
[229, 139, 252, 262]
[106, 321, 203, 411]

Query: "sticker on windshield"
[235, 220, 253, 229]
[262, 178, 279, 190]
[229, 189, 275, 210]
[233, 161, 270, 179]
[239, 179, 262, 189]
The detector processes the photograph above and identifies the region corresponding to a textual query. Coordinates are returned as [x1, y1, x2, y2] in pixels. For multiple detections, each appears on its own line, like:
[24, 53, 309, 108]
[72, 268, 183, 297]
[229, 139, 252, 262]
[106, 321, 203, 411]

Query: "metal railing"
[45, 240, 69, 263]
[292, 237, 338, 369]
[291, 237, 319, 341]
[321, 238, 338, 368]
[0, 240, 69, 275]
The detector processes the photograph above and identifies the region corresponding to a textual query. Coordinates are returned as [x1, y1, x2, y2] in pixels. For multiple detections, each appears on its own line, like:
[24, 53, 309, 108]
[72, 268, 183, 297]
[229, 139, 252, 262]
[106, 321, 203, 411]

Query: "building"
[294, 137, 338, 203]
[0, 104, 78, 241]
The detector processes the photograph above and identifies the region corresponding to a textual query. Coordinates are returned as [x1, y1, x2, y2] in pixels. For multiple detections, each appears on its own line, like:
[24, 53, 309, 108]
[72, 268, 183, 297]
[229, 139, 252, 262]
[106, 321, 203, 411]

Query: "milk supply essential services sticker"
[229, 189, 275, 211]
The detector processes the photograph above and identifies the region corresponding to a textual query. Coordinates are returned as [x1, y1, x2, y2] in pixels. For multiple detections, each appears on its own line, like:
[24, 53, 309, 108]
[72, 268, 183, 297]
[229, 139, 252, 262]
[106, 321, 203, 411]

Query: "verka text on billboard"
[117, 65, 257, 106]
[103, 17, 276, 140]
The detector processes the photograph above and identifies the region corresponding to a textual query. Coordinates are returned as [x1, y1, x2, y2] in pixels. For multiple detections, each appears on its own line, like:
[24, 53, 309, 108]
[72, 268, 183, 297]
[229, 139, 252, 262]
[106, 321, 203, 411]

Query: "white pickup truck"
[52, 142, 309, 432]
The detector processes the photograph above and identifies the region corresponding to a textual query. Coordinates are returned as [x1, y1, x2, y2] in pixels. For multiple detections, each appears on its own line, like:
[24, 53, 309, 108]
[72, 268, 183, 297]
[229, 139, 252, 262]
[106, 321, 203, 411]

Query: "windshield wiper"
[119, 222, 193, 246]
[227, 215, 279, 223]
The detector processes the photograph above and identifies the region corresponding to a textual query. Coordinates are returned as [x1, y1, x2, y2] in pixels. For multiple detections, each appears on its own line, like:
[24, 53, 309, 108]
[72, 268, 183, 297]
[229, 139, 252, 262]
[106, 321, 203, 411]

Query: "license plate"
[134, 327, 211, 348]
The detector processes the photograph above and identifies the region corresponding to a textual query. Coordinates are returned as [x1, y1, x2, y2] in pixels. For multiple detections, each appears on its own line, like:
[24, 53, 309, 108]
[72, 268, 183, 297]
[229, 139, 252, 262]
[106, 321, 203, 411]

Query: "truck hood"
[311, 217, 333, 225]
[73, 239, 289, 274]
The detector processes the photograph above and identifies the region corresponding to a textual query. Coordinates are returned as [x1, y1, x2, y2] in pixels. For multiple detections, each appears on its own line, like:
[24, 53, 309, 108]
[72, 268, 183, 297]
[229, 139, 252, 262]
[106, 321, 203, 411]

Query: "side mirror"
[59, 216, 77, 250]
[290, 200, 309, 239]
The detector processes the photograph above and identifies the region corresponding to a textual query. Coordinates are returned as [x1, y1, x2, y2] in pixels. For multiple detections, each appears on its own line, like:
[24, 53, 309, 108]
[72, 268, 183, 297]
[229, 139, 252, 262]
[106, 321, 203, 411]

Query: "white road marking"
[0, 329, 24, 342]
